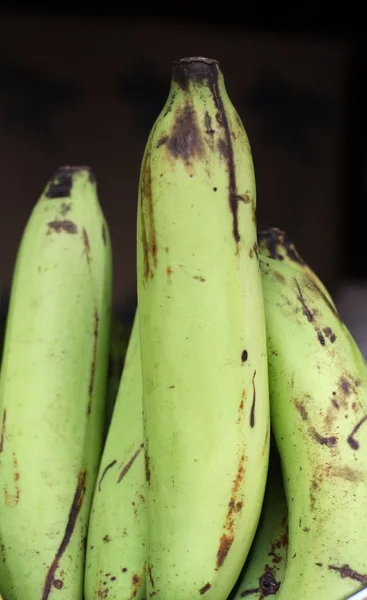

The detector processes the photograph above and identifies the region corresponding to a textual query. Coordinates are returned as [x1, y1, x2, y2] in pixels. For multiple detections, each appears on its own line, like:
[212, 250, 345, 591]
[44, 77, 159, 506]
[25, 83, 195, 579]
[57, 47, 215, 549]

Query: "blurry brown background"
[0, 8, 366, 350]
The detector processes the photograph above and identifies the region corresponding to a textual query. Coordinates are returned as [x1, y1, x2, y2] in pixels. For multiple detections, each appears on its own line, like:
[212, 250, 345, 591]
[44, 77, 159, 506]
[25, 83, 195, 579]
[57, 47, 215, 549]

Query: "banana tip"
[45, 165, 96, 200]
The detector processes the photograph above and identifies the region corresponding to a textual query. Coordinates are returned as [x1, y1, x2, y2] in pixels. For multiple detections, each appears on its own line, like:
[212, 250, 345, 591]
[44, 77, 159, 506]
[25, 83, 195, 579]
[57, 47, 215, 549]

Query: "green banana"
[136, 57, 270, 599]
[84, 309, 146, 600]
[258, 227, 367, 599]
[0, 166, 113, 600]
[231, 441, 288, 599]
[103, 313, 130, 440]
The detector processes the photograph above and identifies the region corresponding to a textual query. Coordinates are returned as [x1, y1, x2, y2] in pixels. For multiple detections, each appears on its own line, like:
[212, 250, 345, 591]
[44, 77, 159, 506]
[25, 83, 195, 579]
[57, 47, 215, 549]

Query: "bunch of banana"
[84, 310, 147, 600]
[230, 438, 288, 599]
[0, 166, 113, 600]
[136, 56, 270, 600]
[1, 54, 367, 600]
[258, 227, 367, 599]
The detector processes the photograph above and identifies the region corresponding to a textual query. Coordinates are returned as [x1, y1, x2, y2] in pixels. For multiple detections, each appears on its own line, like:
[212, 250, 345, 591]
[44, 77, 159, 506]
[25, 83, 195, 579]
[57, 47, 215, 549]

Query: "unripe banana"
[103, 313, 130, 440]
[84, 310, 146, 600]
[258, 227, 367, 599]
[136, 57, 270, 600]
[0, 166, 113, 600]
[231, 441, 288, 599]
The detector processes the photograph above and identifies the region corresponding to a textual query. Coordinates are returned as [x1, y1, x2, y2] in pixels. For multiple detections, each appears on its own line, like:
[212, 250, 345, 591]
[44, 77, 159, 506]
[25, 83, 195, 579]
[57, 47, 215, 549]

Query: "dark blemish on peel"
[117, 447, 142, 483]
[166, 266, 172, 283]
[199, 583, 211, 595]
[347, 415, 367, 450]
[140, 155, 157, 281]
[259, 565, 280, 595]
[45, 169, 73, 199]
[295, 278, 313, 322]
[340, 377, 351, 395]
[103, 535, 111, 543]
[172, 59, 242, 245]
[257, 228, 305, 265]
[328, 564, 367, 585]
[157, 135, 168, 148]
[317, 331, 326, 346]
[241, 350, 248, 363]
[98, 460, 117, 491]
[250, 370, 256, 427]
[294, 399, 308, 420]
[87, 309, 99, 415]
[82, 228, 91, 263]
[60, 202, 71, 216]
[165, 103, 204, 164]
[47, 220, 78, 234]
[41, 469, 87, 600]
[102, 224, 107, 245]
[0, 410, 6, 452]
[53, 580, 63, 589]
[145, 450, 151, 485]
[204, 112, 215, 135]
[310, 428, 337, 448]
[147, 564, 155, 589]
[216, 453, 245, 569]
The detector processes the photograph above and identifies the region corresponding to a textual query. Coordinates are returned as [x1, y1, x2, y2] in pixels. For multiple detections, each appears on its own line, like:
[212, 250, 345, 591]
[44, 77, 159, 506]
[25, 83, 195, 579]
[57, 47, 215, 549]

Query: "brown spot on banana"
[140, 153, 157, 281]
[82, 228, 91, 263]
[47, 220, 78, 234]
[215, 453, 245, 569]
[199, 583, 211, 595]
[328, 564, 367, 585]
[171, 57, 244, 248]
[0, 409, 6, 452]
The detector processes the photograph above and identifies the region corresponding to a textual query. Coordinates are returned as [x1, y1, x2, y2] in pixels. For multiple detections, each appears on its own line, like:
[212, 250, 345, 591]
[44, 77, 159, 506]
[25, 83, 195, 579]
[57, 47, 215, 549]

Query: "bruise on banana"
[167, 57, 250, 249]
[328, 563, 367, 585]
[45, 165, 95, 199]
[117, 443, 144, 483]
[140, 151, 157, 282]
[239, 565, 281, 598]
[47, 220, 78, 234]
[293, 398, 337, 448]
[87, 309, 99, 415]
[41, 468, 87, 600]
[4, 452, 20, 508]
[215, 453, 245, 571]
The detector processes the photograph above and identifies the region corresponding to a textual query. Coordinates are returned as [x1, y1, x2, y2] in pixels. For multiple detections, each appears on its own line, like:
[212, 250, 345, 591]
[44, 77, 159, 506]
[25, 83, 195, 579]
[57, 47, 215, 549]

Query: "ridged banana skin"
[258, 228, 367, 599]
[136, 57, 270, 600]
[84, 311, 146, 600]
[0, 167, 113, 600]
[231, 446, 288, 599]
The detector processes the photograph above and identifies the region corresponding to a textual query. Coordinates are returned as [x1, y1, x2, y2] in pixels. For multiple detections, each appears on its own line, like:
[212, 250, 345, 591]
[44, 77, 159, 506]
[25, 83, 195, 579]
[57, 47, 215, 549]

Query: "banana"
[258, 227, 367, 599]
[84, 309, 146, 600]
[0, 166, 113, 600]
[136, 57, 270, 599]
[103, 313, 130, 440]
[230, 440, 288, 599]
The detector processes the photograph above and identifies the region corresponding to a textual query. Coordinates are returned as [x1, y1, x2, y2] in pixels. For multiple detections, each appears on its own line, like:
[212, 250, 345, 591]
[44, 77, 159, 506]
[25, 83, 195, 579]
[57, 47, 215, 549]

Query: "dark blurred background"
[0, 6, 367, 352]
